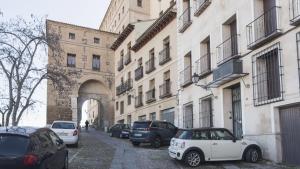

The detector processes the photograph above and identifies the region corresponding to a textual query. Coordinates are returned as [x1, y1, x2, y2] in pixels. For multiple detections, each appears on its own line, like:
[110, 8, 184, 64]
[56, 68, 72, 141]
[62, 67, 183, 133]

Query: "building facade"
[176, 0, 300, 165]
[46, 20, 118, 129]
[111, 2, 178, 125]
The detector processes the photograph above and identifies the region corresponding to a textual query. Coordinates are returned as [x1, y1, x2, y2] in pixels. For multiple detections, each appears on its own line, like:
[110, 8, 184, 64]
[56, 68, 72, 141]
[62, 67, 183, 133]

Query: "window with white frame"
[183, 102, 193, 128]
[199, 97, 213, 127]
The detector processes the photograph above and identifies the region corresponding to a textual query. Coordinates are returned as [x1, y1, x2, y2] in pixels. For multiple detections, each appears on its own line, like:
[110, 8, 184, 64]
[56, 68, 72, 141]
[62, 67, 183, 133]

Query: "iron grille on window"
[118, 58, 124, 71]
[150, 112, 156, 121]
[290, 0, 300, 25]
[120, 101, 124, 115]
[217, 34, 240, 64]
[246, 6, 281, 49]
[159, 81, 172, 98]
[180, 66, 192, 87]
[199, 97, 213, 127]
[145, 57, 155, 74]
[178, 7, 192, 33]
[124, 52, 131, 65]
[159, 47, 171, 65]
[252, 43, 283, 106]
[193, 0, 211, 16]
[135, 94, 143, 108]
[146, 88, 156, 103]
[183, 103, 193, 129]
[67, 54, 76, 67]
[135, 66, 143, 81]
[296, 33, 300, 91]
[195, 53, 211, 77]
[92, 55, 100, 71]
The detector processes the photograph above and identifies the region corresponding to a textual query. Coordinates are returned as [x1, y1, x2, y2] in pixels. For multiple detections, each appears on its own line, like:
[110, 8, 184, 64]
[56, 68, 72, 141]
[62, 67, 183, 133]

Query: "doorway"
[231, 85, 243, 139]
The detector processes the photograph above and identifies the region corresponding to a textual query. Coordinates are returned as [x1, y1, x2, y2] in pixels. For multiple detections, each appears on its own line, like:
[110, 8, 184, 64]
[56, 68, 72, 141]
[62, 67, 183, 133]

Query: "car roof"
[133, 120, 169, 123]
[179, 127, 230, 131]
[52, 120, 77, 124]
[0, 126, 48, 137]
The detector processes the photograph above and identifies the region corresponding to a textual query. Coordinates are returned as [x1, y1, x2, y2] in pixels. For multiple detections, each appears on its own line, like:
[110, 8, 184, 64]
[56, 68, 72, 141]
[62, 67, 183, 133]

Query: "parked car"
[168, 128, 262, 167]
[50, 121, 79, 147]
[108, 124, 131, 138]
[130, 121, 178, 148]
[0, 126, 68, 169]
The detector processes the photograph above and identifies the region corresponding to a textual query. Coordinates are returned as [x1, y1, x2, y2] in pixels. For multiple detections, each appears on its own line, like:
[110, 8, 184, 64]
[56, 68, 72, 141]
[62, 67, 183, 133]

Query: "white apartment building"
[176, 0, 300, 165]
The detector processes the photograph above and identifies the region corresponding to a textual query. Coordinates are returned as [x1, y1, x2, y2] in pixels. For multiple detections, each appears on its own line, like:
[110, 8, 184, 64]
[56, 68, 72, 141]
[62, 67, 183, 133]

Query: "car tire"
[184, 151, 202, 167]
[151, 136, 161, 148]
[245, 148, 260, 163]
[109, 132, 113, 137]
[63, 154, 68, 169]
[132, 142, 140, 146]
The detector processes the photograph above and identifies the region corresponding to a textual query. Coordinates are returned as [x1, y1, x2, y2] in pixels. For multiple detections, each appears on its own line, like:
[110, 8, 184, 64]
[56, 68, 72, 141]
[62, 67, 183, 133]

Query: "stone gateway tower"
[46, 20, 118, 129]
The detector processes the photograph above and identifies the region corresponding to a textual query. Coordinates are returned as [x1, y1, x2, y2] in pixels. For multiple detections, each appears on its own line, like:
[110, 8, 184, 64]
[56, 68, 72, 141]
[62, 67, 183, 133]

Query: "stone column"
[71, 95, 78, 122]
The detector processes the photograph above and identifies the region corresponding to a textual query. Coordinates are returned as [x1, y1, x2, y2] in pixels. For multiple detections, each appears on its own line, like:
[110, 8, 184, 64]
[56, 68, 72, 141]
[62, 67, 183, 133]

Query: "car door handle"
[212, 143, 218, 146]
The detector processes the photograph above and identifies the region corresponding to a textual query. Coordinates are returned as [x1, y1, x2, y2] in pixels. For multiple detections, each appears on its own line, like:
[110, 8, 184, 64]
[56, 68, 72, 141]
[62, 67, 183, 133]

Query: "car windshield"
[132, 122, 151, 129]
[0, 134, 29, 156]
[174, 130, 192, 139]
[52, 122, 75, 129]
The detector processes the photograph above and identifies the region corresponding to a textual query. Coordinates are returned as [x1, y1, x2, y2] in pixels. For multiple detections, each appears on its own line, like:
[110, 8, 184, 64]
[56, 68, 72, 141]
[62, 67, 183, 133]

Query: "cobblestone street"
[67, 129, 297, 169]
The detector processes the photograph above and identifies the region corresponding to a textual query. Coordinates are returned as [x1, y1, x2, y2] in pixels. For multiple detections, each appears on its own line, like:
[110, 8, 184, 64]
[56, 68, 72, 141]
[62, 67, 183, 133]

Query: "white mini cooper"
[168, 128, 262, 167]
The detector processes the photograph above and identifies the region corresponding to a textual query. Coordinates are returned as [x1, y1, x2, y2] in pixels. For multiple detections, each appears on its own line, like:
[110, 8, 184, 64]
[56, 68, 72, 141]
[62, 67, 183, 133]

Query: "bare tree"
[0, 15, 80, 126]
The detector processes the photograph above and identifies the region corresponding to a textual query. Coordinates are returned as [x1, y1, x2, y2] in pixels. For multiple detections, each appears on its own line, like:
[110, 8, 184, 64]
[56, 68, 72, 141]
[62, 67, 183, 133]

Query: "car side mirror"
[232, 137, 237, 143]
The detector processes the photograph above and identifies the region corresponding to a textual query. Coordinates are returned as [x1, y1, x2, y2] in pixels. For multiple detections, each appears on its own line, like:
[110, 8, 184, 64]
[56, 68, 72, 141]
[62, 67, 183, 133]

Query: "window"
[210, 130, 234, 140]
[192, 130, 209, 140]
[92, 55, 100, 71]
[137, 0, 143, 7]
[122, 6, 125, 13]
[150, 112, 156, 121]
[120, 101, 124, 114]
[199, 97, 213, 127]
[127, 115, 132, 125]
[94, 37, 100, 44]
[69, 33, 75, 40]
[183, 103, 193, 128]
[138, 115, 146, 121]
[252, 43, 283, 106]
[67, 53, 76, 67]
[127, 95, 131, 105]
[116, 102, 119, 110]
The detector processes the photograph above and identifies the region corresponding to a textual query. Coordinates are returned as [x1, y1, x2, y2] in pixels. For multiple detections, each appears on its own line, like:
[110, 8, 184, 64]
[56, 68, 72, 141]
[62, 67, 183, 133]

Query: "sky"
[0, 0, 111, 126]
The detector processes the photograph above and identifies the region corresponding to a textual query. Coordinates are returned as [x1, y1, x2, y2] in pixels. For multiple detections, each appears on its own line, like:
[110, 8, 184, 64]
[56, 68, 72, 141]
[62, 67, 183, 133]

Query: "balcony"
[116, 79, 133, 96]
[246, 6, 281, 50]
[117, 58, 124, 71]
[135, 95, 143, 108]
[180, 66, 193, 87]
[217, 34, 240, 65]
[290, 0, 300, 25]
[159, 81, 172, 99]
[146, 88, 156, 103]
[179, 7, 192, 33]
[145, 58, 155, 74]
[194, 0, 211, 16]
[159, 47, 171, 65]
[124, 52, 131, 65]
[195, 53, 211, 79]
[135, 66, 143, 81]
[206, 59, 248, 88]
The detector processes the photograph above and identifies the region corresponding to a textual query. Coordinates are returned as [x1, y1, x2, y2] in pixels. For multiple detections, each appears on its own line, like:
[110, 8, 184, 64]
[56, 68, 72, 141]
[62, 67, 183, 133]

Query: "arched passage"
[75, 79, 114, 130]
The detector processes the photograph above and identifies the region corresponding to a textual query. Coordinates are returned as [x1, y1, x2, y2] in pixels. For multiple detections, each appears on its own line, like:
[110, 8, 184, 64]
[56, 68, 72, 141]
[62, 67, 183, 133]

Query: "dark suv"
[108, 124, 131, 138]
[0, 127, 68, 169]
[130, 121, 178, 148]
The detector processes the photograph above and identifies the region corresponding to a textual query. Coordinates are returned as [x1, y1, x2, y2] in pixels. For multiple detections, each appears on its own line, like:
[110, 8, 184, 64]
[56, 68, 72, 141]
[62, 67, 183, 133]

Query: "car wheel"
[63, 154, 68, 169]
[151, 137, 161, 148]
[184, 151, 202, 167]
[245, 148, 260, 163]
[109, 132, 113, 137]
[132, 142, 140, 146]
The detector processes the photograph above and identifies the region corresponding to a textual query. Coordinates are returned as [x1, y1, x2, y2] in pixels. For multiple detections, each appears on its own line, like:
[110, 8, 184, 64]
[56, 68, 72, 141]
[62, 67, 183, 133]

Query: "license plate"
[59, 132, 68, 136]
[134, 133, 142, 137]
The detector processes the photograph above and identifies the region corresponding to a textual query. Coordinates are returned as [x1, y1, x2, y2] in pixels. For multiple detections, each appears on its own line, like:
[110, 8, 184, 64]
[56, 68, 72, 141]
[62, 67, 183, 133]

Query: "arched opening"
[76, 79, 113, 130]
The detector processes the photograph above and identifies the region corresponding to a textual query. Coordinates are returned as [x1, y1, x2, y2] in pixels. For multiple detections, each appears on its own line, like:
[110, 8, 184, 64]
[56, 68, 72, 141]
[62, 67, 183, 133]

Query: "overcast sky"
[0, 0, 111, 126]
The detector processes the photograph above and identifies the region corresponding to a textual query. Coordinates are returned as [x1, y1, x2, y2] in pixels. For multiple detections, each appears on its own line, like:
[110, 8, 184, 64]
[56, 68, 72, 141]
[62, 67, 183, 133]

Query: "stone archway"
[70, 79, 114, 130]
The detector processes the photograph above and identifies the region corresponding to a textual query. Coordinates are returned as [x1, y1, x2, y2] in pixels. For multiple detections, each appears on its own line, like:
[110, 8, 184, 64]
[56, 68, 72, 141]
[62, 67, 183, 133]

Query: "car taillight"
[73, 130, 78, 136]
[23, 154, 38, 166]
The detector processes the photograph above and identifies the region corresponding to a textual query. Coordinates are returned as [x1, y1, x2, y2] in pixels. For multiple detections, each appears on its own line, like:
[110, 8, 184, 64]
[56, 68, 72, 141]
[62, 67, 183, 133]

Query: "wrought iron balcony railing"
[145, 58, 155, 74]
[194, 0, 211, 16]
[178, 7, 192, 33]
[180, 66, 193, 87]
[159, 47, 171, 65]
[135, 95, 143, 108]
[135, 66, 144, 81]
[217, 34, 240, 65]
[125, 78, 133, 91]
[117, 58, 124, 71]
[146, 88, 156, 103]
[195, 53, 211, 78]
[116, 79, 133, 96]
[124, 52, 131, 65]
[246, 6, 281, 49]
[159, 81, 172, 99]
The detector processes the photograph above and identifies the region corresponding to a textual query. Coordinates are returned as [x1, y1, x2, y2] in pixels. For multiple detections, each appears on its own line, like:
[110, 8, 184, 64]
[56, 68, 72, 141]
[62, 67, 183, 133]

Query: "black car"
[108, 124, 131, 138]
[130, 121, 178, 148]
[0, 127, 68, 169]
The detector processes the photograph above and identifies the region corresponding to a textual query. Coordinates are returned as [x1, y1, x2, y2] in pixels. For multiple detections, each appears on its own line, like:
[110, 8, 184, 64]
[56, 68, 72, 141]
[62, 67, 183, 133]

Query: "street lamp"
[192, 73, 207, 89]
